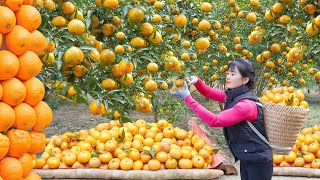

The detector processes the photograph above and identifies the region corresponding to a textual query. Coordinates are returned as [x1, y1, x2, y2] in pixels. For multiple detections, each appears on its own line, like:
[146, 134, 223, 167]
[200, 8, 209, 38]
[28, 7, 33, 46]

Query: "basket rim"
[260, 101, 309, 112]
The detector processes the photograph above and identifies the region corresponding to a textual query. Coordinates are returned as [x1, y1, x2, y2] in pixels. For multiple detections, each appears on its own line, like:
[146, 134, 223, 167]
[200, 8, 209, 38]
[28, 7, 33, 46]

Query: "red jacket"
[184, 78, 258, 127]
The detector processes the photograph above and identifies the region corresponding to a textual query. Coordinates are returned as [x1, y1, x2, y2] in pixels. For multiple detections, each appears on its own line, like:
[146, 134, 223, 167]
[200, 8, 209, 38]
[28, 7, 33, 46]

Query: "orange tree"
[36, 0, 320, 122]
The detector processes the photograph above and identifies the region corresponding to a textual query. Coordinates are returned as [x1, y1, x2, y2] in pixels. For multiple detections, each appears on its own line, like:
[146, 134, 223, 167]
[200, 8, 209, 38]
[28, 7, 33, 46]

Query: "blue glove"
[170, 82, 191, 100]
[185, 76, 198, 86]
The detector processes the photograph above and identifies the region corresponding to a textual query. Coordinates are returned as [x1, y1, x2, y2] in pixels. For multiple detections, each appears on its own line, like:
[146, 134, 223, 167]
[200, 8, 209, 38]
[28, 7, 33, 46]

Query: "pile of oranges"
[259, 86, 308, 108]
[0, 1, 53, 180]
[34, 119, 217, 170]
[273, 126, 320, 168]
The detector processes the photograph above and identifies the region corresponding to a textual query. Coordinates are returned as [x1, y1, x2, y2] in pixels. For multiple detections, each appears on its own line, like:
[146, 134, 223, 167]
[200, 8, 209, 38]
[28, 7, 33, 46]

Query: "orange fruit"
[51, 16, 67, 28]
[46, 41, 56, 53]
[0, 6, 16, 34]
[0, 50, 19, 80]
[1, 0, 23, 12]
[18, 153, 33, 177]
[15, 5, 41, 32]
[112, 15, 121, 26]
[195, 37, 210, 50]
[89, 100, 105, 115]
[144, 80, 158, 92]
[178, 158, 193, 169]
[116, 31, 125, 40]
[34, 158, 46, 169]
[165, 158, 177, 169]
[0, 102, 15, 132]
[304, 4, 316, 15]
[29, 30, 47, 56]
[67, 86, 77, 97]
[148, 31, 162, 44]
[148, 159, 161, 171]
[200, 2, 212, 12]
[23, 77, 45, 106]
[119, 59, 134, 73]
[1, 78, 26, 106]
[140, 22, 154, 36]
[198, 19, 211, 32]
[0, 134, 9, 160]
[25, 171, 41, 180]
[61, 1, 75, 15]
[28, 131, 46, 154]
[130, 37, 146, 49]
[68, 19, 85, 35]
[88, 157, 101, 168]
[147, 62, 159, 72]
[63, 46, 84, 67]
[155, 151, 168, 163]
[120, 157, 133, 170]
[0, 157, 23, 180]
[192, 155, 205, 168]
[73, 65, 87, 78]
[101, 78, 117, 90]
[13, 103, 36, 130]
[102, 23, 115, 36]
[272, 3, 283, 14]
[173, 14, 187, 27]
[16, 51, 42, 81]
[152, 14, 162, 23]
[108, 158, 120, 169]
[46, 157, 60, 169]
[284, 151, 296, 163]
[273, 154, 284, 164]
[119, 73, 133, 86]
[5, 25, 30, 56]
[103, 0, 118, 9]
[7, 129, 31, 158]
[77, 150, 91, 164]
[128, 8, 145, 23]
[100, 49, 116, 65]
[32, 101, 53, 132]
[132, 160, 143, 170]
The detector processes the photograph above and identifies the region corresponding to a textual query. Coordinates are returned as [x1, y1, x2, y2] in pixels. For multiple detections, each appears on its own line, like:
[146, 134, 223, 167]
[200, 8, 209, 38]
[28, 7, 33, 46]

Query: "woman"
[170, 58, 273, 180]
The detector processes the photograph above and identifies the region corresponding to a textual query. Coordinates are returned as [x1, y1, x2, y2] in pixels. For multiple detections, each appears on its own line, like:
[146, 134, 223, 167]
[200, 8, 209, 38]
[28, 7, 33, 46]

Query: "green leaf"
[120, 129, 125, 143]
[150, 146, 156, 158]
[91, 151, 98, 157]
[142, 150, 151, 155]
[57, 52, 64, 70]
[80, 44, 96, 51]
[296, 152, 302, 157]
[76, 94, 88, 105]
[61, 86, 69, 96]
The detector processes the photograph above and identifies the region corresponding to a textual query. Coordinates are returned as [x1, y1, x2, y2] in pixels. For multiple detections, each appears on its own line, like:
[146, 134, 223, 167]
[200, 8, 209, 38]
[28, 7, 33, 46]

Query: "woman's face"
[226, 66, 249, 89]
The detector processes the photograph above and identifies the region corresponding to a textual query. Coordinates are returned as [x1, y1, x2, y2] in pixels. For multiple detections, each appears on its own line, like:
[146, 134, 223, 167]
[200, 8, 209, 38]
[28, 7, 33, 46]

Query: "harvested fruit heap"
[259, 86, 308, 108]
[35, 119, 217, 170]
[273, 126, 320, 168]
[0, 2, 53, 180]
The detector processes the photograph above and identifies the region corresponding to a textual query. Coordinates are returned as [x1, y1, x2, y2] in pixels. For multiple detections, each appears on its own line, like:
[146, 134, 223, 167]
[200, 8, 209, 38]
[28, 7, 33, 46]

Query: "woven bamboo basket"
[261, 101, 309, 155]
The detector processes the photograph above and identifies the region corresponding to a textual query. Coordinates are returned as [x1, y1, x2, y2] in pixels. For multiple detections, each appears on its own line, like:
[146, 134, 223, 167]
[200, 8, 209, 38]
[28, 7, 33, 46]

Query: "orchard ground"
[45, 89, 320, 180]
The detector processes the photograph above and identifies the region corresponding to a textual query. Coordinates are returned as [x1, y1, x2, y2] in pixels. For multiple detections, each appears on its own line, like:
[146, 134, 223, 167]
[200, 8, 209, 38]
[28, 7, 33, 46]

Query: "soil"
[44, 90, 320, 180]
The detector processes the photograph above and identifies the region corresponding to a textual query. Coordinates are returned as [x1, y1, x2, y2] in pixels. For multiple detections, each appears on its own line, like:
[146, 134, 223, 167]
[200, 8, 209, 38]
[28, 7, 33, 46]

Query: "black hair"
[229, 57, 255, 90]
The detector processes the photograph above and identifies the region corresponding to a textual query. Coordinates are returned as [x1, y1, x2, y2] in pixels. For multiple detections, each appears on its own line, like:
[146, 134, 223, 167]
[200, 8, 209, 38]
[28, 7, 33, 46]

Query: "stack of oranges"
[34, 119, 217, 170]
[0, 2, 53, 180]
[259, 86, 308, 108]
[273, 126, 320, 168]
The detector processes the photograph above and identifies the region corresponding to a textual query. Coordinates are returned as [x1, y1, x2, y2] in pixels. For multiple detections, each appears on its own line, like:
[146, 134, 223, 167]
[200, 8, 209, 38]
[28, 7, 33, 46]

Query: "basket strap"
[246, 120, 292, 151]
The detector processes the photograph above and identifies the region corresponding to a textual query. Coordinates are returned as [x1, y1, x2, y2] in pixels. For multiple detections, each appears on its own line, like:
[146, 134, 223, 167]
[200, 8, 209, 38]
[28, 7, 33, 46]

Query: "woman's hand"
[185, 76, 198, 86]
[170, 82, 190, 100]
